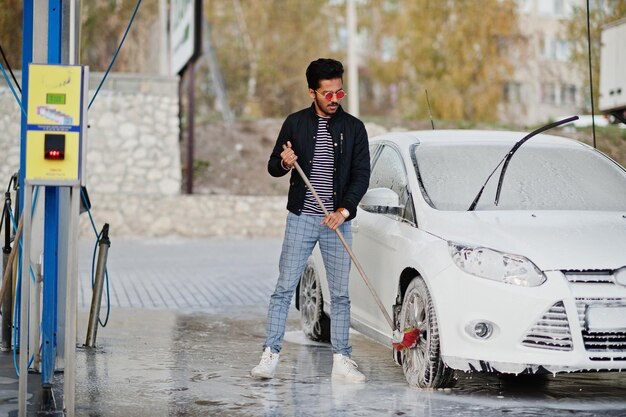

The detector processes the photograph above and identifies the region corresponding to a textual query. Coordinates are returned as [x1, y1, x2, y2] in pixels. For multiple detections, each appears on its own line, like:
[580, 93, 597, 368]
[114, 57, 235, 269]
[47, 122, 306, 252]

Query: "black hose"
[0, 42, 21, 93]
[0, 204, 7, 252]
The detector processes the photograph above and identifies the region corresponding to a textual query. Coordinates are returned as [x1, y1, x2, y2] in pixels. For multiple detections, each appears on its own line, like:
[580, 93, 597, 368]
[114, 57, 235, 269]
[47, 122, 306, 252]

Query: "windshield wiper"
[468, 116, 578, 211]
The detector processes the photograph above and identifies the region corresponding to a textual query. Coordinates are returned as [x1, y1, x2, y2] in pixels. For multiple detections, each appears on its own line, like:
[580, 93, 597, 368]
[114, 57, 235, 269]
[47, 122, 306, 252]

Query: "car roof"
[369, 129, 586, 149]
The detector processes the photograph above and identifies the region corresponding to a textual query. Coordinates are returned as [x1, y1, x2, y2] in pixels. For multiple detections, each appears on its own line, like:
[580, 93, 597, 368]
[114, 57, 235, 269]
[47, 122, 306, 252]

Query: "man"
[251, 58, 370, 382]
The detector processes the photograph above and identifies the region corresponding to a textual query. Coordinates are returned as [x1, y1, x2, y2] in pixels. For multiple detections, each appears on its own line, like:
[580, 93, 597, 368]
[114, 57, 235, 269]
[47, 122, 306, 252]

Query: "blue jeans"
[264, 212, 353, 356]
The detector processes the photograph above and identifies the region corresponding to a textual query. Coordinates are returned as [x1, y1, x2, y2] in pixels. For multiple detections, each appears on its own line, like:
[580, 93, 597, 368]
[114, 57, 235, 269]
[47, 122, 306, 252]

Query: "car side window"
[368, 145, 415, 225]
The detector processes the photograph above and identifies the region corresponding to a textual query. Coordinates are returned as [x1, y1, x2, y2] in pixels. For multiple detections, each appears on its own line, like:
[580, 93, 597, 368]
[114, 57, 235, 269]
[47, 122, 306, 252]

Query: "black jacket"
[268, 104, 370, 221]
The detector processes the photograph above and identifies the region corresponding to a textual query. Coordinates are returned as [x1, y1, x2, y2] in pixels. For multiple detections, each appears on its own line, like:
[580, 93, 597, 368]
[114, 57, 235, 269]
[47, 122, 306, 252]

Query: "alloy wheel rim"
[301, 266, 319, 330]
[402, 291, 428, 380]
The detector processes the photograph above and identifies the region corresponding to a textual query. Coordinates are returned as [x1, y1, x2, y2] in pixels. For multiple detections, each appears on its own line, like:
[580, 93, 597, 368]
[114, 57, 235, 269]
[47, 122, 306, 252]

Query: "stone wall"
[0, 72, 287, 238]
[82, 193, 287, 238]
[0, 84, 22, 182]
[86, 73, 181, 196]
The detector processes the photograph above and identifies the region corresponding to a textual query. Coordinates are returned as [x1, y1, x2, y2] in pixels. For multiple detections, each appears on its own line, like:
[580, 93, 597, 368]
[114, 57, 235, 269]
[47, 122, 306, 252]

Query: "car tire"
[298, 261, 331, 342]
[399, 277, 454, 388]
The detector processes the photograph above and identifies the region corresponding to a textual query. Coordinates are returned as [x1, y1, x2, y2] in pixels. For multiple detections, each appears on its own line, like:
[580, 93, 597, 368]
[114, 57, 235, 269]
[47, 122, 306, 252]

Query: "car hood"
[421, 210, 626, 271]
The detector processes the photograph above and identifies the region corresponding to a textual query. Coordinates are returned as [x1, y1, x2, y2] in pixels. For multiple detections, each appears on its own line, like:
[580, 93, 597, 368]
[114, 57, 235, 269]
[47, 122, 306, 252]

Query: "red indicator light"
[44, 133, 66, 160]
[46, 150, 64, 160]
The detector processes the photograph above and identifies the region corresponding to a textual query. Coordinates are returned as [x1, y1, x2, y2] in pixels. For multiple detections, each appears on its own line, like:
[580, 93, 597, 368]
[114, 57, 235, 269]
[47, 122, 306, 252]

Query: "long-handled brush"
[0, 213, 22, 310]
[285, 146, 419, 351]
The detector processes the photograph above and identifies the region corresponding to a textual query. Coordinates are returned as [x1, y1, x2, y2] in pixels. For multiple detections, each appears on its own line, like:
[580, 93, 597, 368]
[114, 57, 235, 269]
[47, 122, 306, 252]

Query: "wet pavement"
[2, 237, 626, 416]
[72, 306, 626, 417]
[0, 352, 39, 417]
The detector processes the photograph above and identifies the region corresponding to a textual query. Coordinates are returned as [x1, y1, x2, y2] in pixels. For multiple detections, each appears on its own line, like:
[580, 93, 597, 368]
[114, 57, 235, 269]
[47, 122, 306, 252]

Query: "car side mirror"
[360, 187, 402, 214]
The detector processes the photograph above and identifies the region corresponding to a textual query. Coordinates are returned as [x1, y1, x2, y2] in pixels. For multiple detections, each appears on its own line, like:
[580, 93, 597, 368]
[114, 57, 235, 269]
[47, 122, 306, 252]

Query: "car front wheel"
[399, 277, 454, 388]
[298, 261, 330, 342]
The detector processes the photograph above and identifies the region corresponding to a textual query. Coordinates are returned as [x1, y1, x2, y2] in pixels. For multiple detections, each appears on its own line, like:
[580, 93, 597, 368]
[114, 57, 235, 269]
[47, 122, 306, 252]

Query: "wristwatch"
[339, 208, 350, 219]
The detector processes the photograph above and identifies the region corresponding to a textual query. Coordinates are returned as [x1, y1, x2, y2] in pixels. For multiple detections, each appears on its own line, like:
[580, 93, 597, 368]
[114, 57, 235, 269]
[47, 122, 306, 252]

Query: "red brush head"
[392, 327, 420, 351]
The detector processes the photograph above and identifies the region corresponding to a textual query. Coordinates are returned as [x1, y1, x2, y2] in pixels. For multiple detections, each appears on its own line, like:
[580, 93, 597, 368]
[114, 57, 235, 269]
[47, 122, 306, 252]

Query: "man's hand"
[321, 210, 346, 231]
[280, 141, 297, 170]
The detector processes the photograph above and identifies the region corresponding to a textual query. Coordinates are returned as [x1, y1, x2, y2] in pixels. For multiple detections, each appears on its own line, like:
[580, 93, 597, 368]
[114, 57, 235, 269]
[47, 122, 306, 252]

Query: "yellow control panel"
[25, 64, 87, 186]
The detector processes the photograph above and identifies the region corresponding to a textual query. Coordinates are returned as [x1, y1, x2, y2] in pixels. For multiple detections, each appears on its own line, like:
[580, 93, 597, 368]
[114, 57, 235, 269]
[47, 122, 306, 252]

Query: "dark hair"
[306, 58, 344, 90]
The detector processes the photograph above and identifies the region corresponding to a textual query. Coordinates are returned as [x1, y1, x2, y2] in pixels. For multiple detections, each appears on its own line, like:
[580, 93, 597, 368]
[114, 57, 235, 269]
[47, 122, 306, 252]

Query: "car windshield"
[413, 141, 626, 211]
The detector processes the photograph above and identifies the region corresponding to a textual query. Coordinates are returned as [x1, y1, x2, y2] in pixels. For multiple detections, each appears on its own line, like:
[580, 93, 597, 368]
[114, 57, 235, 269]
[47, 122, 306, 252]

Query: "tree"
[0, 2, 160, 74]
[206, 0, 343, 117]
[0, 2, 23, 73]
[362, 0, 519, 122]
[562, 0, 626, 111]
[81, 0, 158, 72]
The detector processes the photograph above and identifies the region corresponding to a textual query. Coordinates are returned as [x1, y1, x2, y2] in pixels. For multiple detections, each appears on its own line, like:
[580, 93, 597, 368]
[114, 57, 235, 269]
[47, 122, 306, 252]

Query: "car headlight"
[448, 242, 546, 287]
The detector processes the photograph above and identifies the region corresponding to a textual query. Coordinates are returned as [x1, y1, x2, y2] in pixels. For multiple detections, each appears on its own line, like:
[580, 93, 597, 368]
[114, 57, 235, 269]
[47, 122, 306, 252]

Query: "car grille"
[564, 270, 615, 284]
[576, 298, 626, 361]
[522, 301, 573, 351]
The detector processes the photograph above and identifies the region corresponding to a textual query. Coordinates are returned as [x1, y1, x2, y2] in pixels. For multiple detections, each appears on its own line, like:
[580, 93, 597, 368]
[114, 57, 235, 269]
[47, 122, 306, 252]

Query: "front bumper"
[431, 267, 626, 374]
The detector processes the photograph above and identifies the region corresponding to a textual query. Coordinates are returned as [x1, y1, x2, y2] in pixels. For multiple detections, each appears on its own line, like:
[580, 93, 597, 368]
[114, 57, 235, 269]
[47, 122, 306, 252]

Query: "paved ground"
[77, 237, 280, 310]
[1, 237, 626, 416]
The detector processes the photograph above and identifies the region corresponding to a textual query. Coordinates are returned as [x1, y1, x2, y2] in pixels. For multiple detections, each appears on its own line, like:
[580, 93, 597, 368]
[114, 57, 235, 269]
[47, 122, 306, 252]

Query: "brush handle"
[0, 213, 23, 310]
[284, 145, 395, 331]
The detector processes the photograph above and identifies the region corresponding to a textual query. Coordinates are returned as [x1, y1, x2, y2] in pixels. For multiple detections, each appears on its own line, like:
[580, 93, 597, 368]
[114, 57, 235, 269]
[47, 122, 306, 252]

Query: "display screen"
[46, 93, 66, 105]
[44, 133, 65, 160]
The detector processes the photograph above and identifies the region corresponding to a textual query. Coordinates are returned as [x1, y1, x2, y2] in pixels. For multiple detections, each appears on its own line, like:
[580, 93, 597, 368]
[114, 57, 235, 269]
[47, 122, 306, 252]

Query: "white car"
[295, 128, 626, 389]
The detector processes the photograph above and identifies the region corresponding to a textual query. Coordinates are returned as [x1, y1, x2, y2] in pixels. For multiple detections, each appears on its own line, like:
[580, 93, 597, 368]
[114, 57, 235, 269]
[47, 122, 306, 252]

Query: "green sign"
[46, 93, 66, 105]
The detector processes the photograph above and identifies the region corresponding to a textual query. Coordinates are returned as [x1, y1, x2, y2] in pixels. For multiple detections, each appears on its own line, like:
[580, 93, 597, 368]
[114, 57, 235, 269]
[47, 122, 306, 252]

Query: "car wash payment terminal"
[25, 64, 87, 186]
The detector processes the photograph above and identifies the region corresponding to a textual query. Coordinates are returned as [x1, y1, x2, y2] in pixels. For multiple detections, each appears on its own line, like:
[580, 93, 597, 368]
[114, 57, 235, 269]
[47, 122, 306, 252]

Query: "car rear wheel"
[298, 261, 330, 342]
[399, 277, 454, 388]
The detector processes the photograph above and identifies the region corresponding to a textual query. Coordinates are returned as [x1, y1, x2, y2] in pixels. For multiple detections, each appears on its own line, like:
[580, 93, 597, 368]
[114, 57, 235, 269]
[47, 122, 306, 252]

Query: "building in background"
[501, 0, 587, 126]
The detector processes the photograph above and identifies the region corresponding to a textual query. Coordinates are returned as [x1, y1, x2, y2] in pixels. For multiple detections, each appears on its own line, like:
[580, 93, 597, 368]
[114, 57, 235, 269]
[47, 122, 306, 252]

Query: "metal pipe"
[33, 261, 42, 371]
[18, 185, 33, 417]
[63, 185, 81, 417]
[85, 224, 110, 348]
[186, 61, 196, 194]
[41, 0, 63, 388]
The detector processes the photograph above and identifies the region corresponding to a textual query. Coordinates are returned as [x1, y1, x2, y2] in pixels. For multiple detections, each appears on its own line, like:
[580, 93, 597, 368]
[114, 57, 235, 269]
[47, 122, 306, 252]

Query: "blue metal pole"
[41, 0, 62, 387]
[17, 0, 34, 356]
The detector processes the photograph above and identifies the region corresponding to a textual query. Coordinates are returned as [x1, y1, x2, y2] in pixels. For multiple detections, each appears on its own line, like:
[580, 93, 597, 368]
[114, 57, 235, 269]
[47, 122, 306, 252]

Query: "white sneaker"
[251, 347, 280, 379]
[331, 354, 366, 383]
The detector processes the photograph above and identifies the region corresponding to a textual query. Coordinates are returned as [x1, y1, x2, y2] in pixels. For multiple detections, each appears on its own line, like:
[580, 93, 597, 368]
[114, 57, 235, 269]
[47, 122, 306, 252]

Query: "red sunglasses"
[315, 89, 346, 101]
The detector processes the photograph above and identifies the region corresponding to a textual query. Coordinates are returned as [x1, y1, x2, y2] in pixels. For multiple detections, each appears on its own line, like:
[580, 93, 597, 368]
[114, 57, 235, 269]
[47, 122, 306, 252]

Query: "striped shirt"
[302, 116, 335, 214]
